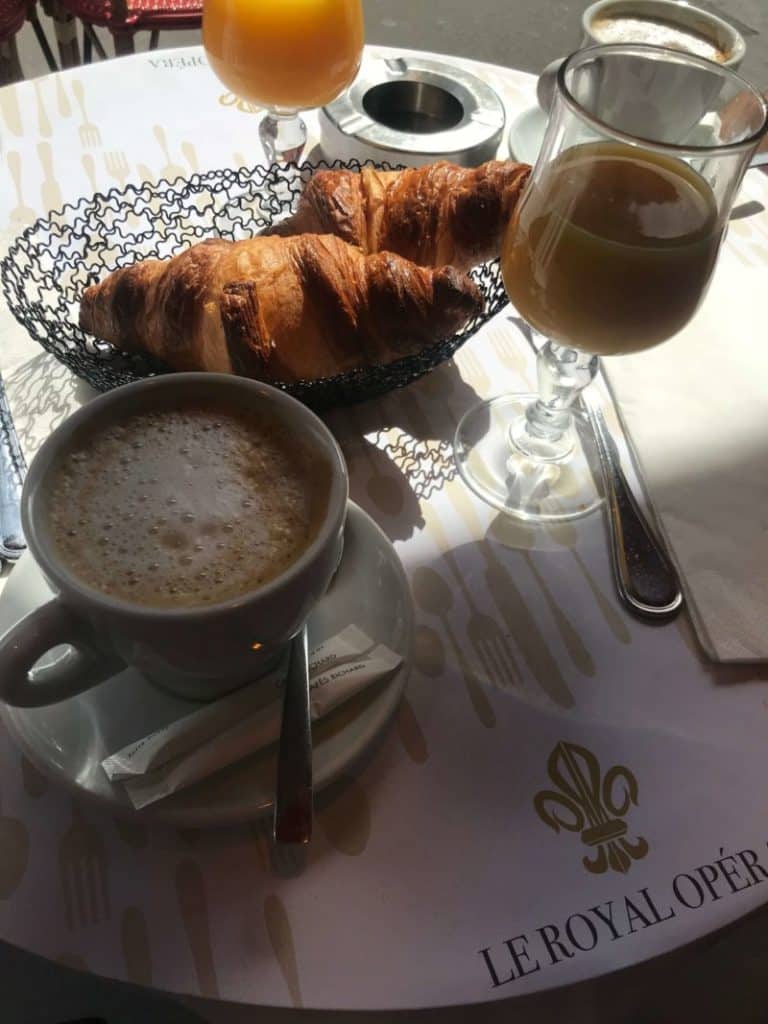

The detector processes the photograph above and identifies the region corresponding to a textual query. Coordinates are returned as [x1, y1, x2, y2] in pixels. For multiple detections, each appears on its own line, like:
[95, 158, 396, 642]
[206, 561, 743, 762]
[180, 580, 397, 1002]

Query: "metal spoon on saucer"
[273, 626, 312, 845]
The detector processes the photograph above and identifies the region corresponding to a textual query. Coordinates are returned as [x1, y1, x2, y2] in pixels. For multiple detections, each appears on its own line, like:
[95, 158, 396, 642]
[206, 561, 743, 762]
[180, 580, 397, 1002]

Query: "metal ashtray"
[319, 55, 506, 167]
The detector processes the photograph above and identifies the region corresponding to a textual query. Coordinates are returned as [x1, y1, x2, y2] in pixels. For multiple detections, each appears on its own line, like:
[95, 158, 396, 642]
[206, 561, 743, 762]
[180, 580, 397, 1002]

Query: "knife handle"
[590, 405, 683, 620]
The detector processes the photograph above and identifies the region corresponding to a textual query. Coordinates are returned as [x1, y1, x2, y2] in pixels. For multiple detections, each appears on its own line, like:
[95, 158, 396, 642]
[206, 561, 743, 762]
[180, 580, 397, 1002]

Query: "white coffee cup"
[0, 373, 348, 706]
[538, 0, 746, 113]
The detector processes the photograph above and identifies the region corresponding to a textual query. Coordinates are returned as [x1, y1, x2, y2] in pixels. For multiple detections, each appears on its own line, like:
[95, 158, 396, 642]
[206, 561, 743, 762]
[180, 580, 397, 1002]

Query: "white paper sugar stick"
[100, 626, 402, 809]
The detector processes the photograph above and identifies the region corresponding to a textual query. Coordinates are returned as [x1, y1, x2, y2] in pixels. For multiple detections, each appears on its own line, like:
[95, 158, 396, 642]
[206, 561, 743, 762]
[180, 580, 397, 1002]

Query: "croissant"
[79, 234, 483, 383]
[267, 159, 531, 272]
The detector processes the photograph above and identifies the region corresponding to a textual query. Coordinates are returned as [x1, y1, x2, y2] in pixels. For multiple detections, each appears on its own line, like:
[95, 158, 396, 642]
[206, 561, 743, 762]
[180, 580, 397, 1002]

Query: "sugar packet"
[101, 626, 401, 809]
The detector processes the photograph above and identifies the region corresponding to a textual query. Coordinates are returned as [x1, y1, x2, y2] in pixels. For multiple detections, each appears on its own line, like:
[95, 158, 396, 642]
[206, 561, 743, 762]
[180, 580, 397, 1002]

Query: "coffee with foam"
[47, 399, 329, 608]
[590, 15, 731, 63]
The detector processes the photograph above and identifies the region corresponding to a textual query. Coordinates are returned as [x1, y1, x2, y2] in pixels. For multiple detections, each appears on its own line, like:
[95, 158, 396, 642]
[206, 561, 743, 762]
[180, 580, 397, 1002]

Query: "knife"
[582, 392, 683, 620]
[0, 374, 26, 563]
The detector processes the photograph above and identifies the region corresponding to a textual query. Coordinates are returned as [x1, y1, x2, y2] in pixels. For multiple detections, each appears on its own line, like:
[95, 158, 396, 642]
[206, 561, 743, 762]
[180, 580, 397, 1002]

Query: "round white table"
[2, 43, 768, 1023]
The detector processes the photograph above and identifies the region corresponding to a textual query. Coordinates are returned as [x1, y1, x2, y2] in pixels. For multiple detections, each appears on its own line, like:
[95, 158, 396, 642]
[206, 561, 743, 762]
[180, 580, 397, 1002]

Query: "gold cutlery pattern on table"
[153, 124, 187, 181]
[7, 151, 37, 226]
[0, 784, 29, 898]
[32, 80, 52, 139]
[38, 141, 63, 213]
[0, 85, 22, 136]
[176, 859, 219, 998]
[395, 696, 430, 764]
[121, 906, 153, 985]
[72, 80, 101, 148]
[317, 776, 371, 857]
[263, 892, 303, 1008]
[1, 62, 767, 1010]
[412, 566, 498, 729]
[58, 803, 110, 928]
[104, 151, 130, 189]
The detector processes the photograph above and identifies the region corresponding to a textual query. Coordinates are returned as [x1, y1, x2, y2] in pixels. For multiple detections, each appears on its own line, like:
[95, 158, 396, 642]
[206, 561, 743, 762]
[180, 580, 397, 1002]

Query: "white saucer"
[507, 105, 547, 165]
[0, 502, 413, 826]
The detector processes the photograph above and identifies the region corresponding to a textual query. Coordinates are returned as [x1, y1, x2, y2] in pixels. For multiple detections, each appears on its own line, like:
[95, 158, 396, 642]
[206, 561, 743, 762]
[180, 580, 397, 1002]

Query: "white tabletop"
[2, 43, 768, 1019]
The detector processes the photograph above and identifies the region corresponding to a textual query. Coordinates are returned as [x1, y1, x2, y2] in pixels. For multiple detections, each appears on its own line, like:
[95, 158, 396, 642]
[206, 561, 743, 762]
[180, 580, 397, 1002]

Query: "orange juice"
[203, 0, 364, 111]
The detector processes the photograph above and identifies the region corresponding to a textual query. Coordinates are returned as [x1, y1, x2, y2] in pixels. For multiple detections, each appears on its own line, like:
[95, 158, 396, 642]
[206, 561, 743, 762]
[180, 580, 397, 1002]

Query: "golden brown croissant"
[267, 159, 531, 272]
[79, 234, 483, 383]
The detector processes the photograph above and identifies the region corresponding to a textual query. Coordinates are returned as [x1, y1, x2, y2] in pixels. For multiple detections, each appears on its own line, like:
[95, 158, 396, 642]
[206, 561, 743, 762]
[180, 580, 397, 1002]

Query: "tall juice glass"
[454, 44, 768, 522]
[203, 0, 364, 163]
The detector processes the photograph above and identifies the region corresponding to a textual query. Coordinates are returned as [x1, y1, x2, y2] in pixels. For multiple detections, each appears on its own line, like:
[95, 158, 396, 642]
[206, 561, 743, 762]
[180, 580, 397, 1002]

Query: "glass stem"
[259, 110, 307, 165]
[510, 341, 598, 462]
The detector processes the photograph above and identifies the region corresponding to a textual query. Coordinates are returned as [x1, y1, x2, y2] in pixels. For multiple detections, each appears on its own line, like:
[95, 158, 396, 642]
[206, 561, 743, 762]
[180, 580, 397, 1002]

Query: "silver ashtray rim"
[320, 55, 506, 164]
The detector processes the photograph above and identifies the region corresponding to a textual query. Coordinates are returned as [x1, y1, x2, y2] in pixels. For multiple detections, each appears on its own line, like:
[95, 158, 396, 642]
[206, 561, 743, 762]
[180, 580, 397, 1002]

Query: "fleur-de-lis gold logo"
[218, 93, 260, 114]
[534, 741, 649, 875]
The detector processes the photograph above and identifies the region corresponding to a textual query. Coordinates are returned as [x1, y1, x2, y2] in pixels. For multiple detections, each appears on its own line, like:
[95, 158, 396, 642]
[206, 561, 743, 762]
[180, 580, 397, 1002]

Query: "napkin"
[101, 625, 402, 809]
[603, 256, 768, 662]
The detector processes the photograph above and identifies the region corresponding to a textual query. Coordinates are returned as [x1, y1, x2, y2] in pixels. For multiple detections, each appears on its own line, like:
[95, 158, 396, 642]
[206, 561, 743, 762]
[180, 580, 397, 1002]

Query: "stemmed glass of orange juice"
[203, 0, 364, 165]
[454, 44, 768, 523]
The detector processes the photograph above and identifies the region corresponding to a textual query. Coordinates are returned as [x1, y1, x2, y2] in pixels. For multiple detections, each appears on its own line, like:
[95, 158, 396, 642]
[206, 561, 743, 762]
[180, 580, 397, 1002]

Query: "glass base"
[454, 394, 603, 523]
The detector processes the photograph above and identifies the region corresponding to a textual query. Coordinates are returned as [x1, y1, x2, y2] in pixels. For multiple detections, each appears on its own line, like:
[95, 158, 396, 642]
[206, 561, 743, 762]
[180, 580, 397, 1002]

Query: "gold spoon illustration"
[175, 859, 219, 997]
[317, 775, 371, 856]
[33, 79, 52, 138]
[55, 75, 71, 118]
[0, 788, 29, 897]
[396, 697, 429, 764]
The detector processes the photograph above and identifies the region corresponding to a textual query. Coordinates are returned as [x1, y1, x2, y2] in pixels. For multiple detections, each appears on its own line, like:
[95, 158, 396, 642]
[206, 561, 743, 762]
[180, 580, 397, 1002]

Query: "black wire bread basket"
[0, 159, 508, 411]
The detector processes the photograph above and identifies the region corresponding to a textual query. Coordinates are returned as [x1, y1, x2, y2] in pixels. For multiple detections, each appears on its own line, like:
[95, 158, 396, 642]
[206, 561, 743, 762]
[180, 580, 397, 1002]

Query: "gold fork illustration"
[58, 802, 111, 928]
[400, 387, 521, 696]
[104, 151, 130, 189]
[72, 81, 101, 148]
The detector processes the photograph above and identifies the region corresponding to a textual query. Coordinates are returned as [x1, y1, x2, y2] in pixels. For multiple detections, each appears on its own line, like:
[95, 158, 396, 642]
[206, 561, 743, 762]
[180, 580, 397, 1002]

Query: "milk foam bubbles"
[48, 401, 327, 607]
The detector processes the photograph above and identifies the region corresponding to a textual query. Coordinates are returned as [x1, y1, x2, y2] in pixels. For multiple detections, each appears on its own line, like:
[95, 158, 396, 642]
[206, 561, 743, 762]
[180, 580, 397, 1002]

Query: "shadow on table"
[6, 351, 97, 459]
[326, 359, 486, 543]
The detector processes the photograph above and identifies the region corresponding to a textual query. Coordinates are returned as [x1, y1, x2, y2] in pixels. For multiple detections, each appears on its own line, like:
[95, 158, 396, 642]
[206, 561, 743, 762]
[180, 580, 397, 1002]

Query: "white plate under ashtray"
[0, 502, 413, 827]
[507, 105, 547, 165]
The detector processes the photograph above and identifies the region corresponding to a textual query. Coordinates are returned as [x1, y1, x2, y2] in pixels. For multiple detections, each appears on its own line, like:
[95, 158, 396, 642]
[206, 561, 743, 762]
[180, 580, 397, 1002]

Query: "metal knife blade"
[0, 374, 26, 562]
